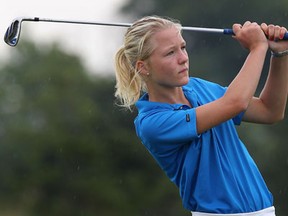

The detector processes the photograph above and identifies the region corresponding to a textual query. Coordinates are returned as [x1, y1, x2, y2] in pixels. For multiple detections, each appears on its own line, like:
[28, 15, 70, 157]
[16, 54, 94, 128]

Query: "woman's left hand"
[261, 23, 288, 52]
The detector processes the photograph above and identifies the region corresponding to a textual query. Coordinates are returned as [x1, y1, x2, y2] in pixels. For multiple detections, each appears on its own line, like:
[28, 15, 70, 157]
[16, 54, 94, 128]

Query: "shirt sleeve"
[135, 108, 199, 150]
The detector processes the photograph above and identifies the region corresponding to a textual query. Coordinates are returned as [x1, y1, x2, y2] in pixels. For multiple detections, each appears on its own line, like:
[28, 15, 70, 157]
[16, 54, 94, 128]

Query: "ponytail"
[114, 46, 144, 110]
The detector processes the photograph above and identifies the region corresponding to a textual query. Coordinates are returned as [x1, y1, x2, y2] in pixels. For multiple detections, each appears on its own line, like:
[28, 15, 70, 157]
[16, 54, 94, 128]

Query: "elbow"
[221, 95, 250, 115]
[223, 89, 251, 113]
[275, 111, 285, 122]
[263, 111, 285, 124]
[233, 98, 250, 114]
[269, 112, 285, 124]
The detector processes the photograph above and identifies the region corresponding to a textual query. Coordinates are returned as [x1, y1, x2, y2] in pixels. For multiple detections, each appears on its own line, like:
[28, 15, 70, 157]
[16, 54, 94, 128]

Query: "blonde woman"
[114, 16, 288, 215]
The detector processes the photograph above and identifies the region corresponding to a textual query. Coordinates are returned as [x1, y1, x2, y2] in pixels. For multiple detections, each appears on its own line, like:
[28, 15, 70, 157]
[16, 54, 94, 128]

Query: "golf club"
[4, 16, 234, 47]
[4, 16, 288, 47]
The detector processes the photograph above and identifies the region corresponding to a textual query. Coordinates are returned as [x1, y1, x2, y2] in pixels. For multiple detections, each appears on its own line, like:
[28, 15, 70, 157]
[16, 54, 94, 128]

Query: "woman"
[114, 16, 288, 215]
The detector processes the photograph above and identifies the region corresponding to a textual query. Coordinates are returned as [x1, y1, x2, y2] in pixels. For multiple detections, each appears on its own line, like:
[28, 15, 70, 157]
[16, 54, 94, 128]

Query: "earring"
[146, 73, 150, 76]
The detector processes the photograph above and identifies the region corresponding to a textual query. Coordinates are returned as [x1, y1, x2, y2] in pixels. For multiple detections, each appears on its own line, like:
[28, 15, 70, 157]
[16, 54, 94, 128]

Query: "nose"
[178, 50, 189, 64]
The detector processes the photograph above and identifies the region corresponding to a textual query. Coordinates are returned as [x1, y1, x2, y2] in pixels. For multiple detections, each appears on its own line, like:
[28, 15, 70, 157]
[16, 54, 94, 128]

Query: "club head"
[4, 18, 22, 47]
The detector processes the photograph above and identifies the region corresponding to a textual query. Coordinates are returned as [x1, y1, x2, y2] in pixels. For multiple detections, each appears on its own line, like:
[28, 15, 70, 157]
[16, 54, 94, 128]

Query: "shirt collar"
[135, 85, 199, 113]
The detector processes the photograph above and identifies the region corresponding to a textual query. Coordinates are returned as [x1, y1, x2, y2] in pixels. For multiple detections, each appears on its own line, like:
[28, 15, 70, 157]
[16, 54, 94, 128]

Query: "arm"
[243, 24, 288, 124]
[196, 21, 269, 134]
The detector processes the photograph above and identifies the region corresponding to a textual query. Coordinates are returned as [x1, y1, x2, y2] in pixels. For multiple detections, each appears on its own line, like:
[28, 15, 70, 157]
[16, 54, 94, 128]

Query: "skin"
[137, 27, 190, 104]
[137, 22, 288, 134]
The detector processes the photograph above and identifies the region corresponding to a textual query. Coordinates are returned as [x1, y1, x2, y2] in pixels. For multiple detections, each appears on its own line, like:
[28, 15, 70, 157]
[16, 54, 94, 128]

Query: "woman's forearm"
[259, 55, 288, 121]
[224, 45, 268, 111]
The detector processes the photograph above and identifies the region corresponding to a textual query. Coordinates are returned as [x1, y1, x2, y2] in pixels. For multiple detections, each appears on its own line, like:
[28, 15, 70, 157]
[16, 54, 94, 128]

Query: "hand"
[233, 21, 268, 51]
[261, 23, 288, 52]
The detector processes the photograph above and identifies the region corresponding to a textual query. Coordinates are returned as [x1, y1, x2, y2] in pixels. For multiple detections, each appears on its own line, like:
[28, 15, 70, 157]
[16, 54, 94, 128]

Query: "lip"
[179, 68, 188, 73]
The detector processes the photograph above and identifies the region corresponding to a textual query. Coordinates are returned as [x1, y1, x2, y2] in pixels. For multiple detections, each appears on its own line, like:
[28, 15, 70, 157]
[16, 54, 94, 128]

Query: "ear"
[136, 60, 149, 75]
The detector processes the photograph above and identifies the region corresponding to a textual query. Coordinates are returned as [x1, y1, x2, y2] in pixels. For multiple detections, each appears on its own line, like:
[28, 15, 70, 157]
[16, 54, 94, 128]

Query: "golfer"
[114, 16, 288, 215]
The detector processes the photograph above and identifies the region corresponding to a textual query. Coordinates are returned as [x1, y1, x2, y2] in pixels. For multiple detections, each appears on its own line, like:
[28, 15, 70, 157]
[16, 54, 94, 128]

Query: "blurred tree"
[0, 41, 187, 215]
[120, 0, 288, 215]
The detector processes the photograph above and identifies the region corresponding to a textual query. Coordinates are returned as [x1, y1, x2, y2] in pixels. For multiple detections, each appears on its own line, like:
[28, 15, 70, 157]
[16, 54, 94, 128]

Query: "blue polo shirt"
[134, 77, 273, 213]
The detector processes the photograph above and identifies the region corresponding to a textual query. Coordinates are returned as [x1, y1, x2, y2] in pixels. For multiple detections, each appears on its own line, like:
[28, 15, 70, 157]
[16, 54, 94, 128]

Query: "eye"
[181, 45, 186, 51]
[166, 50, 174, 56]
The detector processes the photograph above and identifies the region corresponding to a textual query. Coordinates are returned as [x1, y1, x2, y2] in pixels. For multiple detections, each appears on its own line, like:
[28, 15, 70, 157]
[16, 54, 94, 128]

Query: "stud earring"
[147, 73, 150, 76]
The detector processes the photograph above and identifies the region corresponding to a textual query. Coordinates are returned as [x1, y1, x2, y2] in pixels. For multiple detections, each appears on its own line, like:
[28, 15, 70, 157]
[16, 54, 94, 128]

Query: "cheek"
[147, 55, 177, 78]
[151, 64, 172, 79]
[151, 60, 173, 74]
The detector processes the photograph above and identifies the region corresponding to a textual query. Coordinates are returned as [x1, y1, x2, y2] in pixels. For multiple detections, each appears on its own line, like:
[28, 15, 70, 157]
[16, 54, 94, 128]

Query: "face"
[143, 26, 189, 90]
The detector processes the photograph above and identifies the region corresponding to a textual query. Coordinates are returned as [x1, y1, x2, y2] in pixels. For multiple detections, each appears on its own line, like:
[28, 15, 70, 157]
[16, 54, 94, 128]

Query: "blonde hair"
[114, 15, 182, 110]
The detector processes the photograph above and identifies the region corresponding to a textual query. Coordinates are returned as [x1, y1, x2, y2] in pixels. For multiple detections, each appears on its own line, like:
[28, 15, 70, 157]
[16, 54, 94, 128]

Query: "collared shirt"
[134, 77, 273, 213]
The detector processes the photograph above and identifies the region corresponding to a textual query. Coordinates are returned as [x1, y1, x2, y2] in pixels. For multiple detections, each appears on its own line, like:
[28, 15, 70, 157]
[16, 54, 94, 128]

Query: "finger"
[241, 21, 252, 29]
[243, 21, 260, 30]
[273, 25, 281, 40]
[279, 27, 287, 39]
[267, 24, 275, 40]
[260, 23, 268, 35]
[232, 23, 242, 35]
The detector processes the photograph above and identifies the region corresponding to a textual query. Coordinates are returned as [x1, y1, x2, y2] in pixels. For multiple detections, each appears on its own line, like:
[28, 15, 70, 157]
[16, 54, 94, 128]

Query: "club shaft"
[24, 17, 229, 34]
[31, 17, 132, 28]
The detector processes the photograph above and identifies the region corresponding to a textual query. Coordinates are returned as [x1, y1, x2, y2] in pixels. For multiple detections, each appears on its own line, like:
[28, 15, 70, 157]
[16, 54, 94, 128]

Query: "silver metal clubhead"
[4, 18, 22, 47]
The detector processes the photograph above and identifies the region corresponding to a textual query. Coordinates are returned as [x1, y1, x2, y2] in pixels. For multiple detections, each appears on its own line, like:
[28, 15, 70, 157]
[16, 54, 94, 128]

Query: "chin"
[175, 78, 189, 88]
[181, 76, 190, 85]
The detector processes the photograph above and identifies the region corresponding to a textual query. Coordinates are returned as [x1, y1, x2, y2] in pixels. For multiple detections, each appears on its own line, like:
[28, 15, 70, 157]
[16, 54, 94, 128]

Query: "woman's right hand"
[232, 21, 268, 52]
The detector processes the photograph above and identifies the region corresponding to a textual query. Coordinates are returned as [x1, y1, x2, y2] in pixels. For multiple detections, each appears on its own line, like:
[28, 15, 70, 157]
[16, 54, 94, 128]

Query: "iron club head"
[4, 18, 23, 47]
[4, 17, 38, 47]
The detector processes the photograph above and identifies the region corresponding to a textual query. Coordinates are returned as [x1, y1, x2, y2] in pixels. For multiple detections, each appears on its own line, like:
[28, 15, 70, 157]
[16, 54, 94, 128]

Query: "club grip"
[223, 28, 288, 40]
[280, 32, 288, 40]
[223, 29, 234, 35]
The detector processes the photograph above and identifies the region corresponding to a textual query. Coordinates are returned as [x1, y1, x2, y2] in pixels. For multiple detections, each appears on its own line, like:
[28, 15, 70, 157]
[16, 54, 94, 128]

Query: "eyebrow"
[163, 40, 186, 51]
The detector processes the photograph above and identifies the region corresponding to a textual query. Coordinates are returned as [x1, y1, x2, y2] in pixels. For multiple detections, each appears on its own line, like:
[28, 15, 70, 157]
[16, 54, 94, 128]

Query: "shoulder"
[184, 77, 227, 98]
[186, 77, 225, 89]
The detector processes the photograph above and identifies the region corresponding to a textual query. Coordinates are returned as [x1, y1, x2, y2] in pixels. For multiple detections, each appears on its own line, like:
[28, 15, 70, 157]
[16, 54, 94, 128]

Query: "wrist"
[271, 49, 288, 57]
[250, 44, 268, 54]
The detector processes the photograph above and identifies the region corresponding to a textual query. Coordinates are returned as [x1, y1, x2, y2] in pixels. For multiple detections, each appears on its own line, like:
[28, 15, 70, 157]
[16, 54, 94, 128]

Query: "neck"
[147, 86, 190, 106]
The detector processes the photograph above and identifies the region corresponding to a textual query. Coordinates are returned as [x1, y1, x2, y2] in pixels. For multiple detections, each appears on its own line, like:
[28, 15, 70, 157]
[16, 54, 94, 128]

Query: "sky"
[0, 0, 132, 74]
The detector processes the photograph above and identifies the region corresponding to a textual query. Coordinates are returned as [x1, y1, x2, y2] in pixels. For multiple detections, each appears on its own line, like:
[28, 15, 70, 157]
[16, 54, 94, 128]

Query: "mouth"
[179, 68, 189, 74]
